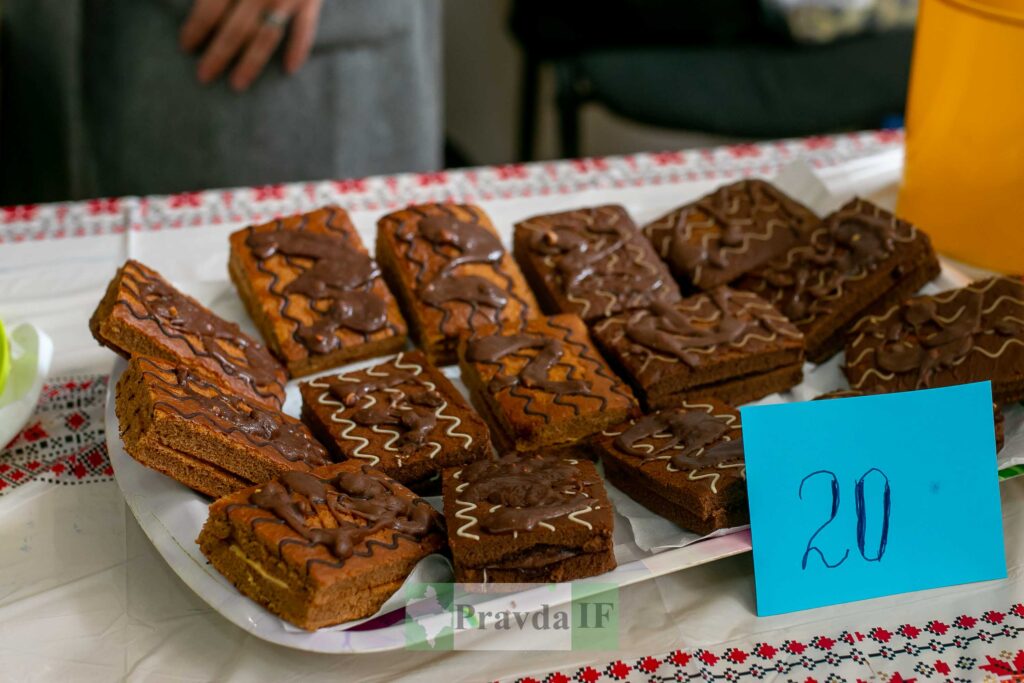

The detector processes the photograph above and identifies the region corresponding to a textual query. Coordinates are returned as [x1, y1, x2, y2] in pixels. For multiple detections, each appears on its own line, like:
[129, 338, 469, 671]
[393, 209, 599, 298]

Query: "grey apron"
[0, 0, 442, 202]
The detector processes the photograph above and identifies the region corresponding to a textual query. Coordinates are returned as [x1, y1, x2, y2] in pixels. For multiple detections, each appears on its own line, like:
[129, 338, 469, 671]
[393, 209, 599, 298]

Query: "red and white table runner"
[4, 130, 1024, 682]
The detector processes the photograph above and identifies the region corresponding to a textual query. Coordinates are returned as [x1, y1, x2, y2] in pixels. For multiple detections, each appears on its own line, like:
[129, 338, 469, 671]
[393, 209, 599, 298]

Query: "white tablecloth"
[3, 131, 1022, 682]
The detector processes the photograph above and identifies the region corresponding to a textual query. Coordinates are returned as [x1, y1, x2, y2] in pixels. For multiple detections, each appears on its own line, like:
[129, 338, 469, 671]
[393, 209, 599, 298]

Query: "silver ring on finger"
[263, 9, 290, 29]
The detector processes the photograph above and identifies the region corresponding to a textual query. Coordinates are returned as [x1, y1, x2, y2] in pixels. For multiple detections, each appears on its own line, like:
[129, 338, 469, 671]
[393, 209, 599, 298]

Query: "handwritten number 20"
[799, 469, 891, 570]
[854, 468, 891, 562]
[799, 471, 849, 569]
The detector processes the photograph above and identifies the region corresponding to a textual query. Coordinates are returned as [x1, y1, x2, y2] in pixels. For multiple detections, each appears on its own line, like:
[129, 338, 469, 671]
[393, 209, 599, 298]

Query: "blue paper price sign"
[741, 382, 1007, 616]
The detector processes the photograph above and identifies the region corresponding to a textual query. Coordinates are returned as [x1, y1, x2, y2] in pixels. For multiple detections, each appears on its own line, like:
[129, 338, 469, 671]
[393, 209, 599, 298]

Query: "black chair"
[509, 0, 913, 160]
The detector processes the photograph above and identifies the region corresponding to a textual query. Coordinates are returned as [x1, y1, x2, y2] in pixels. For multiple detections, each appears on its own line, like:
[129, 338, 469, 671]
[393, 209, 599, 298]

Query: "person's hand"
[180, 0, 323, 92]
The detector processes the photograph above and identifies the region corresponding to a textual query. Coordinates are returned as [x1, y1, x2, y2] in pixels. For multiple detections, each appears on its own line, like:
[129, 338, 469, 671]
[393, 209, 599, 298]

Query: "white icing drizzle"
[670, 461, 746, 494]
[435, 400, 473, 449]
[451, 460, 600, 541]
[567, 506, 594, 530]
[983, 297, 1024, 316]
[963, 336, 1024, 360]
[752, 201, 920, 322]
[455, 501, 481, 540]
[307, 387, 379, 466]
[309, 351, 473, 466]
[679, 399, 725, 415]
[525, 207, 654, 320]
[646, 186, 805, 284]
[618, 400, 745, 493]
[847, 278, 1024, 389]
[452, 476, 481, 540]
[715, 218, 784, 265]
[845, 346, 876, 369]
[849, 367, 896, 387]
[607, 291, 800, 374]
[748, 231, 873, 325]
[851, 276, 1011, 332]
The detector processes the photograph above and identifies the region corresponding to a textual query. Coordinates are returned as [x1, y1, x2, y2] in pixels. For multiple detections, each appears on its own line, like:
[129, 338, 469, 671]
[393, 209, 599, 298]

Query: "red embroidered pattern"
[1, 375, 113, 492]
[505, 604, 1024, 682]
[0, 130, 903, 243]
[7, 130, 1018, 679]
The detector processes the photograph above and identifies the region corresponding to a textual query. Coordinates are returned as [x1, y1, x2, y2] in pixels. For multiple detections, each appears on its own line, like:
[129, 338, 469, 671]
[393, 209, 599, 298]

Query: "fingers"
[284, 0, 322, 74]
[230, 2, 298, 90]
[186, 0, 318, 89]
[196, 0, 265, 84]
[180, 0, 232, 52]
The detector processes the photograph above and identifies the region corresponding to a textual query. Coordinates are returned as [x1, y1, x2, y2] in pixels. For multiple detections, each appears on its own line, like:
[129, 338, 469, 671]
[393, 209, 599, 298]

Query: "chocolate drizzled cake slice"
[595, 398, 747, 534]
[643, 179, 819, 291]
[299, 350, 491, 490]
[229, 206, 407, 377]
[592, 286, 805, 408]
[116, 356, 329, 497]
[513, 204, 681, 322]
[735, 198, 940, 363]
[844, 276, 1024, 403]
[90, 259, 287, 408]
[457, 313, 638, 456]
[442, 453, 615, 583]
[198, 461, 446, 630]
[376, 203, 539, 365]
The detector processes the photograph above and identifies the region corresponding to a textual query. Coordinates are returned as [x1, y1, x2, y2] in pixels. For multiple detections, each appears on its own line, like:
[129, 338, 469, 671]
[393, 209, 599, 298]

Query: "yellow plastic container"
[897, 0, 1024, 273]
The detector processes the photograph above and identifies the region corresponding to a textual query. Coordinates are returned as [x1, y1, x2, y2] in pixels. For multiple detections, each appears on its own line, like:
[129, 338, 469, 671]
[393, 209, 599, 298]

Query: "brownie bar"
[643, 179, 819, 290]
[229, 206, 407, 377]
[376, 203, 539, 365]
[844, 276, 1024, 403]
[90, 259, 287, 408]
[513, 205, 681, 322]
[645, 362, 805, 409]
[198, 462, 446, 630]
[591, 287, 805, 409]
[299, 350, 492, 489]
[465, 383, 596, 461]
[815, 388, 1005, 452]
[458, 313, 639, 453]
[596, 398, 747, 535]
[116, 356, 330, 498]
[735, 198, 940, 363]
[442, 454, 615, 583]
